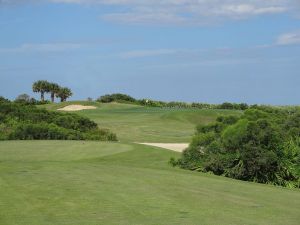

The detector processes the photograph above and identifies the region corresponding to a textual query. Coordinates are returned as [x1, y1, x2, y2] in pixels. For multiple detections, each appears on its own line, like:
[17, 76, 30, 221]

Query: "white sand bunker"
[58, 105, 97, 111]
[139, 143, 189, 152]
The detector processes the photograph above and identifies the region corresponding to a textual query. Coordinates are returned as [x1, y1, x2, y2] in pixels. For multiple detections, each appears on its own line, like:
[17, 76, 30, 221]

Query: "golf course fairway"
[0, 141, 299, 225]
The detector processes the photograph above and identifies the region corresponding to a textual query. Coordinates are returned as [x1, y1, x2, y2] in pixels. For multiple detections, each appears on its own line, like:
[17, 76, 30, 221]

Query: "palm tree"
[32, 80, 50, 102]
[49, 82, 60, 103]
[56, 87, 72, 102]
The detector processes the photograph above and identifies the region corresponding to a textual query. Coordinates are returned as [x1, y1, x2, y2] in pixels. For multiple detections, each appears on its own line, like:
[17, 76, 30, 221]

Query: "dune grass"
[0, 141, 299, 225]
[42, 101, 241, 142]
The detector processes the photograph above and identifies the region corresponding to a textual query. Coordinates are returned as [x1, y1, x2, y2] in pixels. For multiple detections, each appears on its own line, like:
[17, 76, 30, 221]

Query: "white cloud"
[118, 48, 234, 59]
[118, 49, 179, 58]
[215, 4, 286, 16]
[100, 0, 293, 25]
[0, 43, 82, 53]
[1, 0, 298, 25]
[277, 31, 300, 45]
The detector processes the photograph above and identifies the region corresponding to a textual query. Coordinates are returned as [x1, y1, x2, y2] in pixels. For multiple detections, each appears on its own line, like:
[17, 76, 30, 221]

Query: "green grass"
[5, 102, 298, 224]
[42, 101, 241, 142]
[0, 141, 299, 225]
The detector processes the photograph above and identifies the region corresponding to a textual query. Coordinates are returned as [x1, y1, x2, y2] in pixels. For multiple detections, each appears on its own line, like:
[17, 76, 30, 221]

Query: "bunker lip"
[57, 105, 97, 111]
[138, 143, 189, 152]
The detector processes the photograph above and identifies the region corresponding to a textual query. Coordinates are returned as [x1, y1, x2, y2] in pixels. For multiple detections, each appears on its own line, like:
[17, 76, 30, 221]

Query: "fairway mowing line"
[137, 143, 189, 152]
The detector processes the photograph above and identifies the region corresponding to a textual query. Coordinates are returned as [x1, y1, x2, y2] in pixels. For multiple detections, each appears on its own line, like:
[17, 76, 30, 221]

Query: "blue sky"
[0, 0, 300, 104]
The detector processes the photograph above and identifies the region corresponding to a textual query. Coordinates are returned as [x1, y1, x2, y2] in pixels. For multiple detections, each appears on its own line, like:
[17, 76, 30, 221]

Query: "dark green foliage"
[32, 80, 51, 102]
[218, 102, 249, 110]
[0, 101, 117, 141]
[0, 96, 10, 103]
[174, 108, 300, 188]
[10, 123, 79, 140]
[56, 87, 73, 102]
[97, 93, 137, 103]
[53, 115, 97, 132]
[96, 93, 251, 110]
[219, 102, 235, 110]
[48, 82, 60, 103]
[138, 100, 250, 110]
[14, 93, 39, 105]
[32, 80, 72, 102]
[216, 115, 239, 125]
[15, 94, 30, 102]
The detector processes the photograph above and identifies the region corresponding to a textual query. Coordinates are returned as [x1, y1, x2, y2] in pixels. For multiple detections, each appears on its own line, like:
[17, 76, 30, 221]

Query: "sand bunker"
[139, 143, 189, 152]
[58, 105, 97, 111]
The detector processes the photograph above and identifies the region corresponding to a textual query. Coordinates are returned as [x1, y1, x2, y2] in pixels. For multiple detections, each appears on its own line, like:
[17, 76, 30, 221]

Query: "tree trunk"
[60, 98, 63, 102]
[51, 92, 55, 103]
[41, 92, 45, 102]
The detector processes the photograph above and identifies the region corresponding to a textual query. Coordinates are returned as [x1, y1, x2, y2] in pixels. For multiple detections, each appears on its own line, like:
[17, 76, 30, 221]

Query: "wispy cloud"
[0, 43, 82, 53]
[276, 31, 300, 45]
[117, 39, 299, 67]
[117, 47, 232, 62]
[118, 48, 236, 59]
[254, 30, 300, 48]
[1, 0, 298, 25]
[118, 49, 179, 59]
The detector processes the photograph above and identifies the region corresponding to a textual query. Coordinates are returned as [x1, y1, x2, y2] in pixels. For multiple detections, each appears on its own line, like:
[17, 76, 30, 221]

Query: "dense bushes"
[0, 100, 117, 141]
[14, 94, 51, 106]
[172, 108, 300, 188]
[97, 93, 137, 103]
[10, 123, 80, 140]
[0, 96, 9, 103]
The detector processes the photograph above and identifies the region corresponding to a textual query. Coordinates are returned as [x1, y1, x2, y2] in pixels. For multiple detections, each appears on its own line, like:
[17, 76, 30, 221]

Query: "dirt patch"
[58, 105, 97, 112]
[138, 143, 189, 152]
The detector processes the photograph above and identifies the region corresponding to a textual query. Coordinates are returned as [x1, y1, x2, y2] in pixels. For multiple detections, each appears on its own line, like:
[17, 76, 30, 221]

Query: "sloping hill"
[0, 141, 299, 225]
[42, 101, 241, 142]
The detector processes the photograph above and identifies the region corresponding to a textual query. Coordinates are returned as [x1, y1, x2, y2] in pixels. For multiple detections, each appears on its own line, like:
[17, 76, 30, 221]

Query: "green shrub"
[97, 93, 136, 103]
[0, 96, 9, 103]
[174, 107, 300, 188]
[53, 114, 97, 132]
[221, 119, 248, 150]
[0, 101, 117, 142]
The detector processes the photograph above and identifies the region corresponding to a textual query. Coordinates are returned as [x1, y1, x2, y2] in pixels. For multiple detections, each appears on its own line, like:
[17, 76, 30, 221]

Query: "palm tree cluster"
[32, 80, 72, 102]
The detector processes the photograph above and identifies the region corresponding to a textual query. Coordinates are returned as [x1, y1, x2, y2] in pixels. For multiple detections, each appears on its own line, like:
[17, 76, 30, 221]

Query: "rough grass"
[42, 101, 241, 142]
[0, 141, 299, 225]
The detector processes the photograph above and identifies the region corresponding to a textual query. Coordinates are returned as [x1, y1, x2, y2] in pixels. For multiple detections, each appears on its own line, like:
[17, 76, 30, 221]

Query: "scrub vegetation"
[172, 106, 300, 188]
[97, 93, 250, 110]
[0, 98, 117, 141]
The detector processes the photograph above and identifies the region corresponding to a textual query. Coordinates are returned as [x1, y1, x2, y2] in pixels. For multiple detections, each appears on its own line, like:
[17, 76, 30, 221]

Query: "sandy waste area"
[139, 143, 189, 152]
[58, 105, 97, 111]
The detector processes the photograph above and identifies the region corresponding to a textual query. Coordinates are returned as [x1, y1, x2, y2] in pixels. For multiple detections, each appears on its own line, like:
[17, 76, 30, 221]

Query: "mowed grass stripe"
[0, 141, 133, 162]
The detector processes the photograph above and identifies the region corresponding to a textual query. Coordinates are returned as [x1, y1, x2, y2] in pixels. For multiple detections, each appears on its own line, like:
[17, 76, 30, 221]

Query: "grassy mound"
[42, 101, 241, 142]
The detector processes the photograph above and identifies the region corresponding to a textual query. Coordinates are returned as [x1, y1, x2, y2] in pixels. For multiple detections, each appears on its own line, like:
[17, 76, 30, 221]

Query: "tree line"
[97, 93, 256, 111]
[32, 80, 72, 103]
